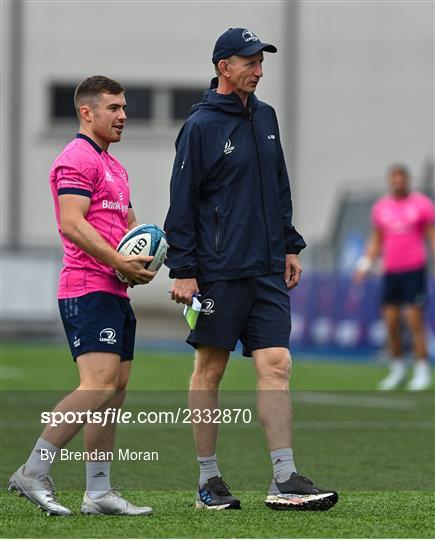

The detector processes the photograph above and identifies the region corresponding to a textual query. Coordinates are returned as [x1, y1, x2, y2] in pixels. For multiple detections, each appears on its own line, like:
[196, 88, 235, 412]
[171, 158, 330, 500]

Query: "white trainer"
[378, 361, 407, 390]
[8, 465, 72, 516]
[407, 363, 432, 391]
[81, 490, 153, 515]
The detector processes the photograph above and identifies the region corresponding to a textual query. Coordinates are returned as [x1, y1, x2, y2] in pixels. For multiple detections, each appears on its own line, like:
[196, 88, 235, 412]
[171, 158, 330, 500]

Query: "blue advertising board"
[289, 273, 435, 360]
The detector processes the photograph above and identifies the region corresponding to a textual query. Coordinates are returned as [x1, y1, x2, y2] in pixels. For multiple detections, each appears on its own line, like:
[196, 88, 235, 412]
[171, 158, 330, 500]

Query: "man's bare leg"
[189, 346, 230, 457]
[403, 305, 428, 360]
[253, 347, 338, 510]
[383, 305, 402, 358]
[253, 347, 292, 451]
[253, 347, 295, 484]
[8, 353, 122, 515]
[38, 353, 122, 449]
[189, 346, 241, 509]
[84, 361, 131, 454]
[189, 346, 229, 458]
[82, 361, 131, 499]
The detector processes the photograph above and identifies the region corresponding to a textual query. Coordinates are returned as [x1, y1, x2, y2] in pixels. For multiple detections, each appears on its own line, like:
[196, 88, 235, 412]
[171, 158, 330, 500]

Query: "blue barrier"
[289, 273, 435, 360]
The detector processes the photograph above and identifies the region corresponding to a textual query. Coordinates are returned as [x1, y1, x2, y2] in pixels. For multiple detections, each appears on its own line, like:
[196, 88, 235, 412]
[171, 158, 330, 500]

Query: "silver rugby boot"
[81, 490, 153, 515]
[8, 465, 72, 516]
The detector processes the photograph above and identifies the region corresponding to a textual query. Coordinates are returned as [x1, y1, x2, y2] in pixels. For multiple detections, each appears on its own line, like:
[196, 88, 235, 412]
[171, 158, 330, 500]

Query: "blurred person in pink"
[355, 164, 434, 391]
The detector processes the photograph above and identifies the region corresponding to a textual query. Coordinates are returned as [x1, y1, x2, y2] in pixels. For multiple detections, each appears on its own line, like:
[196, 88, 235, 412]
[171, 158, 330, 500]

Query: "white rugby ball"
[115, 223, 167, 283]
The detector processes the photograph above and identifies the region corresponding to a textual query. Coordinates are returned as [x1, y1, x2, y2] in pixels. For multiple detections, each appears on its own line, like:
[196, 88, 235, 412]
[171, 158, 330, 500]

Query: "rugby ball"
[115, 223, 167, 283]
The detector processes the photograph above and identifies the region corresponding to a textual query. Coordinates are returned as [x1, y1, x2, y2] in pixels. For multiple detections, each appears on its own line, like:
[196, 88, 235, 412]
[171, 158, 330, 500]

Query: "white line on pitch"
[0, 367, 25, 380]
[292, 392, 416, 410]
[295, 420, 433, 430]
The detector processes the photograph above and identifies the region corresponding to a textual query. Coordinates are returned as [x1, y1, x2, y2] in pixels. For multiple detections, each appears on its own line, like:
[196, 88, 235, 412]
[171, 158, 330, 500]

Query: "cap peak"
[212, 27, 277, 64]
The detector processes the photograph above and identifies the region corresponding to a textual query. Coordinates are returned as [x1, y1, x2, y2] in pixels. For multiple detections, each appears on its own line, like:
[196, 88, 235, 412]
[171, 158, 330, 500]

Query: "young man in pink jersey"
[9, 76, 155, 516]
[355, 164, 435, 390]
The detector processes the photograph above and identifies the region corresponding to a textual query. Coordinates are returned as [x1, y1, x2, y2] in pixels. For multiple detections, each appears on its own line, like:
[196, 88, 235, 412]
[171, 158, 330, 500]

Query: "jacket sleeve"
[274, 112, 306, 254]
[164, 122, 203, 279]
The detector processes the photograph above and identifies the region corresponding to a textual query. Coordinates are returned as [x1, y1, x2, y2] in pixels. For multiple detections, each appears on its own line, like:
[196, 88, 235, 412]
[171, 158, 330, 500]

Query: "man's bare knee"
[266, 355, 291, 381]
[77, 384, 117, 411]
[116, 362, 131, 393]
[77, 352, 121, 392]
[78, 367, 119, 410]
[254, 348, 291, 383]
[113, 375, 128, 407]
[191, 347, 229, 387]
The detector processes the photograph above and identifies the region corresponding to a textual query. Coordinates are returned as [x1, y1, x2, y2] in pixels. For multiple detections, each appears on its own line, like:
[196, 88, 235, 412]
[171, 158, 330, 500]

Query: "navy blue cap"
[212, 28, 277, 64]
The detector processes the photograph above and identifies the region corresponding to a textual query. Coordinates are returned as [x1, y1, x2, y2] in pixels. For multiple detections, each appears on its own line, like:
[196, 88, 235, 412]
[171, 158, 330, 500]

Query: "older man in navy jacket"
[164, 27, 337, 512]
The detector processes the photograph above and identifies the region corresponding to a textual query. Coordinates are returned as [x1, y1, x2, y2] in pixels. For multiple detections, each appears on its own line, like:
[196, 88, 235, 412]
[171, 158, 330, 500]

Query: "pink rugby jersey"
[50, 134, 130, 299]
[371, 192, 434, 273]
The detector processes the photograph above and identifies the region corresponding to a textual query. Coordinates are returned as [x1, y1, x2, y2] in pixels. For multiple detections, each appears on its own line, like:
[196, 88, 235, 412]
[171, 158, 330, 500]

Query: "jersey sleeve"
[420, 195, 435, 226]
[54, 150, 100, 198]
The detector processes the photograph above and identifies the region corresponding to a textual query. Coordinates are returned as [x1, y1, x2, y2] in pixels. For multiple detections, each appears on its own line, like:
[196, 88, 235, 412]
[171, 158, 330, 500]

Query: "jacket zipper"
[214, 206, 220, 254]
[249, 112, 272, 272]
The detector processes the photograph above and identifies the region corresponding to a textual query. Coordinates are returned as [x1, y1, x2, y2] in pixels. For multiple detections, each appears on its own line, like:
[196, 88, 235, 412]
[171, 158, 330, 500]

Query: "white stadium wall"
[1, 1, 433, 312]
[296, 1, 433, 239]
[15, 1, 284, 248]
[1, 1, 12, 246]
[1, 1, 285, 311]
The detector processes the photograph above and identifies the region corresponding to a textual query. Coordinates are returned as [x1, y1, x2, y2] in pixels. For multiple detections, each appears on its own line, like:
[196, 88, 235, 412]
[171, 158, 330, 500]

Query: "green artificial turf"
[1, 491, 434, 538]
[1, 343, 434, 538]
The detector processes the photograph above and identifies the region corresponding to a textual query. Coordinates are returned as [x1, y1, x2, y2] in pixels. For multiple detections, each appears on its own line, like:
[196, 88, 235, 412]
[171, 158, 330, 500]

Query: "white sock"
[86, 461, 111, 499]
[24, 438, 60, 478]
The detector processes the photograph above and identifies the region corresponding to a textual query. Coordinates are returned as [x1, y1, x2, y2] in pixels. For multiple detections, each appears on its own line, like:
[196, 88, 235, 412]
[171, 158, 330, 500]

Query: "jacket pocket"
[214, 206, 221, 254]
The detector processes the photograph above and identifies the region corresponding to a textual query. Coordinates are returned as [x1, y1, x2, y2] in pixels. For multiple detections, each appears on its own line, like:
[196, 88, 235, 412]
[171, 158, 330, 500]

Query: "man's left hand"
[284, 254, 302, 290]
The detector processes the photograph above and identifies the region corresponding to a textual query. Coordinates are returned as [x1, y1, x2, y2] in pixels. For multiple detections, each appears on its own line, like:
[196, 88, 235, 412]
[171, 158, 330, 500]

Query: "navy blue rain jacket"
[164, 78, 306, 282]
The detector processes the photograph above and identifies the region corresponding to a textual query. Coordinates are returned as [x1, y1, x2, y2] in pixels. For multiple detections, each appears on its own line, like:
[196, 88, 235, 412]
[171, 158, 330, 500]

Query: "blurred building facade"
[1, 1, 433, 318]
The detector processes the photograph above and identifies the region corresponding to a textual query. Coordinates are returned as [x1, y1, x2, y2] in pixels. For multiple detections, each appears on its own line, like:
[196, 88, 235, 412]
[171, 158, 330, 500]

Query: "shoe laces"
[293, 473, 313, 486]
[210, 478, 231, 496]
[39, 475, 59, 503]
[106, 488, 123, 499]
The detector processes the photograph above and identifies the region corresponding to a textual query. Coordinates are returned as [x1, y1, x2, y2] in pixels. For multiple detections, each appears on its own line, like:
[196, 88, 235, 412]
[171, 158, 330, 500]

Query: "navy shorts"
[382, 267, 427, 307]
[58, 292, 136, 361]
[187, 274, 291, 357]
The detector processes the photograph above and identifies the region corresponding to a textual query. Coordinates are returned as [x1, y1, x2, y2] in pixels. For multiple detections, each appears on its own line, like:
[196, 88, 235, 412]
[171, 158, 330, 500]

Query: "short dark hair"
[74, 75, 124, 118]
[388, 163, 410, 178]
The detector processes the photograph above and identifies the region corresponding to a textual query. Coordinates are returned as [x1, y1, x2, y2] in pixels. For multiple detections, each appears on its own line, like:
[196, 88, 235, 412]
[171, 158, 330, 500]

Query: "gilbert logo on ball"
[115, 223, 168, 283]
